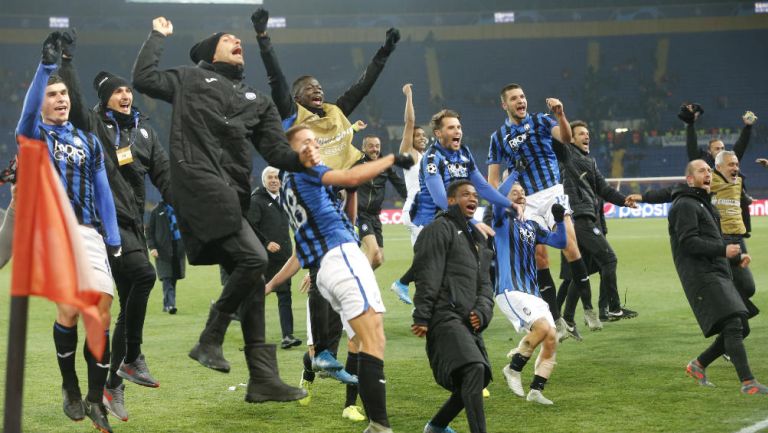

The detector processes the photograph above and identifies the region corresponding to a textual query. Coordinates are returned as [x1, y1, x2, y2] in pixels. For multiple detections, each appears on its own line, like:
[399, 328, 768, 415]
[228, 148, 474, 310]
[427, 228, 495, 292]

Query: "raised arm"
[321, 154, 413, 188]
[57, 30, 92, 132]
[252, 101, 312, 172]
[252, 9, 296, 120]
[132, 18, 178, 103]
[398, 84, 418, 158]
[335, 28, 400, 116]
[17, 33, 62, 139]
[470, 168, 512, 209]
[732, 111, 756, 160]
[548, 98, 571, 145]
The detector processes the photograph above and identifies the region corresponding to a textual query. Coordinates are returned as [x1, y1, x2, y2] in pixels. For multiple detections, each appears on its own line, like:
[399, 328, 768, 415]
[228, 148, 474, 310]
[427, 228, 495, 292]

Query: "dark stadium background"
[1, 0, 766, 215]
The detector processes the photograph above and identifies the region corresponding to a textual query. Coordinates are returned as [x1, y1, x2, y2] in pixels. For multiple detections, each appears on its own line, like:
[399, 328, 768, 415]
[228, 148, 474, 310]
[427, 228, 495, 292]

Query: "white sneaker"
[583, 309, 603, 331]
[502, 365, 525, 397]
[526, 389, 553, 405]
[363, 421, 394, 433]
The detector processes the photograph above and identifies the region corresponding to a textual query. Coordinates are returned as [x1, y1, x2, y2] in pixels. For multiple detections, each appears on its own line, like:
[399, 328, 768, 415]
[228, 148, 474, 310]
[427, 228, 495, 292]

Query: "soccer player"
[412, 180, 494, 433]
[354, 135, 408, 269]
[669, 160, 767, 395]
[396, 109, 517, 305]
[133, 16, 316, 403]
[17, 32, 121, 432]
[57, 29, 172, 419]
[492, 173, 566, 405]
[266, 124, 414, 433]
[486, 83, 587, 341]
[252, 7, 398, 169]
[390, 83, 428, 303]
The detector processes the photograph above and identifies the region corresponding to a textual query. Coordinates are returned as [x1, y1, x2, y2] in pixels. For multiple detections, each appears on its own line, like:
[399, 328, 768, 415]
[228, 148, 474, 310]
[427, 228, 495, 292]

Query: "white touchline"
[734, 416, 768, 433]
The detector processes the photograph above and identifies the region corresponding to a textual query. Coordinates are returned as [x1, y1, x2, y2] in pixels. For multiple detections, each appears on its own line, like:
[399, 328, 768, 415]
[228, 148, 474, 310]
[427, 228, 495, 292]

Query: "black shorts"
[357, 212, 383, 247]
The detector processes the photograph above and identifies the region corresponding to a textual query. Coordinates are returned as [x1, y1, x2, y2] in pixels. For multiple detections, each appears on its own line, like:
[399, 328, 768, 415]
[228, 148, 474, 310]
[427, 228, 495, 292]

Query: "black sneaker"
[168, 306, 178, 315]
[607, 307, 638, 321]
[281, 335, 302, 349]
[62, 387, 85, 421]
[84, 400, 113, 433]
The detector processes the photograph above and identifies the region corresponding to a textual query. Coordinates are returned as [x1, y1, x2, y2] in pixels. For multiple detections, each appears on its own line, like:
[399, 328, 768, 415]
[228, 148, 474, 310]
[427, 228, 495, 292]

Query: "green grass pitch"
[1, 217, 767, 432]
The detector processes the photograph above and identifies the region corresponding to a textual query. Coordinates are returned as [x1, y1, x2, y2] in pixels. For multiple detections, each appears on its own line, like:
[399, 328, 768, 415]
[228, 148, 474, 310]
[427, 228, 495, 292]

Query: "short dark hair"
[499, 83, 522, 100]
[291, 75, 315, 98]
[430, 109, 460, 132]
[570, 120, 588, 131]
[47, 74, 66, 87]
[362, 135, 380, 147]
[286, 124, 310, 142]
[447, 179, 473, 198]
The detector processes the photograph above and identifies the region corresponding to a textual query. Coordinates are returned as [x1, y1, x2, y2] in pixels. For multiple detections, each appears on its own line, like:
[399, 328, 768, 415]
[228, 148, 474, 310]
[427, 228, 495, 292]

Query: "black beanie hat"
[93, 71, 130, 108]
[190, 32, 225, 64]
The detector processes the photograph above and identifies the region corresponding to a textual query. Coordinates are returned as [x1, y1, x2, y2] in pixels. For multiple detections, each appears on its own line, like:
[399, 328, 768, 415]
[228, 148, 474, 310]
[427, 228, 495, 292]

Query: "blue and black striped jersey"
[280, 164, 357, 268]
[412, 143, 477, 226]
[488, 113, 560, 195]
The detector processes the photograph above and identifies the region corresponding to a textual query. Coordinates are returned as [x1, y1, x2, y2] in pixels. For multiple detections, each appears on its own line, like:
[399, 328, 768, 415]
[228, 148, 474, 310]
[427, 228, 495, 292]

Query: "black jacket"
[246, 187, 292, 266]
[353, 155, 407, 215]
[560, 143, 626, 221]
[59, 58, 171, 254]
[413, 205, 494, 390]
[668, 186, 747, 337]
[147, 202, 185, 280]
[133, 31, 306, 264]
[685, 122, 753, 234]
[257, 34, 394, 120]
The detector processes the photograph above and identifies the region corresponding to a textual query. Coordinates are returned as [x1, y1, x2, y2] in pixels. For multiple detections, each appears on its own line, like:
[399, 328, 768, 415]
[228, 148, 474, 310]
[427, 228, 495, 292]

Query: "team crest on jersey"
[362, 224, 369, 232]
[518, 226, 536, 246]
[523, 307, 531, 316]
[426, 163, 438, 175]
[593, 227, 601, 235]
[140, 128, 149, 139]
[524, 123, 531, 131]
[245, 92, 257, 100]
[73, 136, 84, 147]
[446, 162, 468, 178]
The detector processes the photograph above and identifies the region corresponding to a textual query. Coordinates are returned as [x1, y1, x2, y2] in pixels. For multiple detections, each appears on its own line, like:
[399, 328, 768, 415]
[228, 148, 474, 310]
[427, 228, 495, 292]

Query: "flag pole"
[4, 295, 29, 433]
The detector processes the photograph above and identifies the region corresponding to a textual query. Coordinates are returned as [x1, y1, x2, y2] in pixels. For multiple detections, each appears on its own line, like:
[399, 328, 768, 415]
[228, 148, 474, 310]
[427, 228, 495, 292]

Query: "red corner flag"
[11, 135, 106, 357]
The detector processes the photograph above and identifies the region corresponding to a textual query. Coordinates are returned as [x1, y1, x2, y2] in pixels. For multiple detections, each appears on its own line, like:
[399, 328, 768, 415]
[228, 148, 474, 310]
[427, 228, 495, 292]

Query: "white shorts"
[305, 298, 355, 346]
[78, 225, 114, 296]
[524, 184, 572, 229]
[496, 290, 554, 333]
[408, 223, 423, 246]
[316, 242, 386, 323]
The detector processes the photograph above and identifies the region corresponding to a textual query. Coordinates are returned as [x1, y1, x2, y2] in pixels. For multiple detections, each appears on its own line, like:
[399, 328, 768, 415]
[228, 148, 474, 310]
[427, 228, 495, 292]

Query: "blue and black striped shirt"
[488, 113, 560, 195]
[280, 164, 357, 268]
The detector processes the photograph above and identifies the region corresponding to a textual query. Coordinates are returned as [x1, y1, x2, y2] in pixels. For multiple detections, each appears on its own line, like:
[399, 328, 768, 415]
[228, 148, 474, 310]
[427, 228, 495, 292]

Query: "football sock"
[84, 331, 110, 403]
[53, 322, 79, 392]
[510, 353, 530, 372]
[345, 352, 360, 407]
[530, 374, 548, 391]
[357, 352, 389, 428]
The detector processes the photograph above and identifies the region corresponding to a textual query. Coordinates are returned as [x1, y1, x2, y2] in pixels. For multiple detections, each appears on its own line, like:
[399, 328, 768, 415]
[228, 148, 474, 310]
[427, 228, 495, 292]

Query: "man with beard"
[354, 135, 407, 269]
[133, 16, 317, 403]
[668, 160, 766, 395]
[486, 83, 587, 342]
[413, 180, 494, 433]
